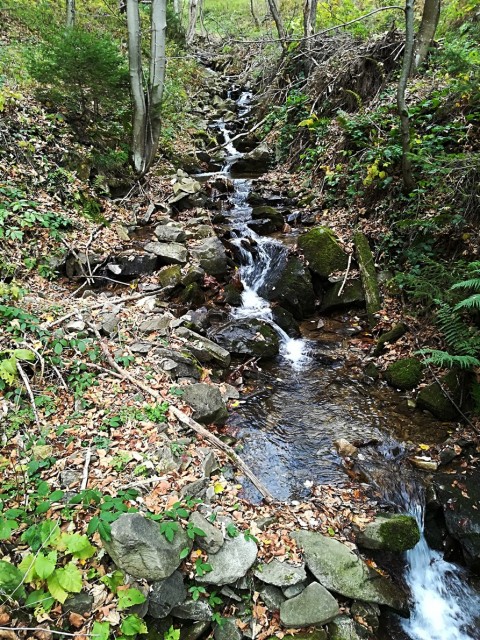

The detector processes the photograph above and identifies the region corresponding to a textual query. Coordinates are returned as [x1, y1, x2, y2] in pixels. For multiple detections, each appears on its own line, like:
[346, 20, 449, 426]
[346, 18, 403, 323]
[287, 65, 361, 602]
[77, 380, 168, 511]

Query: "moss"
[373, 322, 409, 356]
[158, 264, 182, 288]
[354, 231, 381, 328]
[297, 226, 348, 279]
[272, 256, 315, 319]
[416, 370, 466, 420]
[378, 515, 420, 552]
[179, 283, 205, 306]
[384, 357, 423, 390]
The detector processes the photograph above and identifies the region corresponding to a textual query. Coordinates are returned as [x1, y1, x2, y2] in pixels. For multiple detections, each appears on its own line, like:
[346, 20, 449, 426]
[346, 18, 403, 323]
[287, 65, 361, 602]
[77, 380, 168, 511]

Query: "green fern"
[454, 294, 480, 311]
[417, 349, 480, 369]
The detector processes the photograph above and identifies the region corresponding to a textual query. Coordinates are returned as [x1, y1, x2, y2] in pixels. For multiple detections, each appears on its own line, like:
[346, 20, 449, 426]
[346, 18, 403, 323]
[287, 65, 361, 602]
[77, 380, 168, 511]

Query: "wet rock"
[292, 530, 407, 611]
[139, 314, 173, 335]
[259, 585, 286, 611]
[334, 439, 358, 458]
[350, 601, 380, 633]
[145, 242, 188, 265]
[158, 265, 183, 289]
[102, 513, 192, 581]
[196, 533, 258, 585]
[154, 224, 186, 243]
[149, 571, 187, 618]
[267, 256, 315, 320]
[384, 358, 423, 391]
[223, 284, 243, 306]
[214, 618, 242, 640]
[254, 560, 306, 587]
[321, 280, 365, 313]
[247, 192, 265, 206]
[180, 283, 206, 307]
[180, 621, 211, 640]
[182, 265, 206, 286]
[271, 306, 300, 338]
[373, 323, 409, 356]
[172, 599, 213, 621]
[246, 218, 279, 235]
[251, 206, 284, 230]
[64, 592, 94, 615]
[356, 514, 420, 552]
[107, 252, 159, 277]
[280, 582, 339, 628]
[328, 615, 365, 640]
[190, 237, 227, 276]
[416, 370, 468, 420]
[175, 327, 231, 368]
[297, 227, 348, 279]
[211, 319, 280, 359]
[230, 142, 272, 175]
[183, 383, 229, 424]
[189, 511, 224, 554]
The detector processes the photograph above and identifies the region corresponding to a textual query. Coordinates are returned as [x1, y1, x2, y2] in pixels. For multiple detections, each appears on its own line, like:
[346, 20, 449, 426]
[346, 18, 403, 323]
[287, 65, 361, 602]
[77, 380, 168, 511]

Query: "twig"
[338, 254, 353, 297]
[16, 362, 40, 427]
[51, 364, 68, 390]
[120, 475, 169, 489]
[80, 446, 92, 491]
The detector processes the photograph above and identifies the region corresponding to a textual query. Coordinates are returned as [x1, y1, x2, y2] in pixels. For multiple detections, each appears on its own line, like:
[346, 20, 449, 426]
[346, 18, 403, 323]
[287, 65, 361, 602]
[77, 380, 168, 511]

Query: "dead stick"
[81, 446, 92, 491]
[338, 254, 352, 297]
[16, 362, 40, 427]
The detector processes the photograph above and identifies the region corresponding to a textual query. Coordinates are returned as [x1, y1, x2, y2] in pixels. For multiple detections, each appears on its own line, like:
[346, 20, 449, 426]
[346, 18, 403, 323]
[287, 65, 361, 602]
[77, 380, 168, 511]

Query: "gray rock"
[254, 560, 306, 587]
[211, 319, 280, 359]
[293, 531, 407, 611]
[183, 383, 229, 425]
[214, 618, 242, 640]
[107, 252, 158, 277]
[190, 237, 227, 276]
[176, 327, 231, 368]
[149, 571, 187, 619]
[265, 256, 315, 320]
[64, 592, 94, 615]
[131, 342, 152, 354]
[182, 265, 206, 286]
[187, 224, 215, 240]
[172, 599, 213, 621]
[220, 586, 242, 602]
[180, 478, 209, 500]
[350, 601, 380, 632]
[100, 310, 120, 336]
[189, 511, 224, 554]
[139, 314, 173, 335]
[155, 224, 186, 243]
[145, 242, 188, 265]
[156, 348, 200, 380]
[158, 265, 183, 289]
[259, 585, 286, 612]
[65, 320, 86, 333]
[356, 514, 420, 553]
[282, 582, 307, 598]
[202, 451, 219, 477]
[180, 621, 211, 640]
[328, 616, 365, 640]
[60, 469, 81, 489]
[65, 251, 104, 278]
[280, 582, 339, 628]
[102, 513, 192, 581]
[321, 280, 365, 313]
[196, 533, 258, 585]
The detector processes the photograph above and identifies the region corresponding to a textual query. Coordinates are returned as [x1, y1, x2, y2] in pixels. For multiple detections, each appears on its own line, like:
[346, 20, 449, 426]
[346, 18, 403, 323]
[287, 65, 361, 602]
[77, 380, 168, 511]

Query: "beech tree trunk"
[413, 0, 441, 69]
[266, 0, 286, 46]
[397, 0, 416, 192]
[126, 0, 167, 176]
[66, 0, 75, 27]
[186, 0, 202, 45]
[303, 0, 317, 38]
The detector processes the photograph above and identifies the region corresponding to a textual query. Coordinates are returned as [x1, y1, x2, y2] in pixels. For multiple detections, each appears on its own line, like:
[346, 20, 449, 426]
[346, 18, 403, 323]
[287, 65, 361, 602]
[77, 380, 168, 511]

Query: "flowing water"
[209, 92, 480, 640]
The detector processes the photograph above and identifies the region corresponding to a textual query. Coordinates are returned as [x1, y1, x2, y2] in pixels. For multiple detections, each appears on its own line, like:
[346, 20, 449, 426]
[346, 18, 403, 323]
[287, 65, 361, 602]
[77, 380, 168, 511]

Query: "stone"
[292, 531, 407, 611]
[251, 206, 284, 230]
[32, 445, 53, 461]
[211, 319, 280, 359]
[180, 621, 211, 640]
[187, 224, 215, 240]
[157, 348, 200, 380]
[356, 515, 420, 552]
[373, 323, 409, 356]
[180, 478, 209, 500]
[106, 252, 158, 277]
[298, 227, 348, 279]
[254, 560, 306, 587]
[183, 383, 229, 424]
[64, 592, 94, 615]
[350, 602, 380, 632]
[214, 618, 242, 640]
[384, 358, 423, 391]
[246, 219, 278, 235]
[280, 582, 339, 628]
[182, 266, 206, 286]
[282, 582, 307, 598]
[176, 327, 231, 368]
[328, 615, 364, 640]
[320, 280, 365, 313]
[190, 237, 227, 276]
[130, 342, 152, 354]
[416, 370, 468, 420]
[158, 265, 183, 289]
[271, 306, 300, 338]
[139, 314, 173, 335]
[100, 311, 120, 336]
[65, 252, 104, 278]
[180, 283, 205, 307]
[230, 142, 272, 175]
[202, 451, 219, 477]
[102, 513, 192, 581]
[196, 533, 258, 586]
[66, 320, 86, 333]
[144, 242, 188, 265]
[149, 571, 187, 619]
[155, 224, 186, 243]
[259, 585, 286, 611]
[266, 256, 315, 320]
[284, 631, 327, 640]
[354, 232, 381, 328]
[172, 599, 213, 621]
[334, 439, 358, 458]
[189, 511, 224, 554]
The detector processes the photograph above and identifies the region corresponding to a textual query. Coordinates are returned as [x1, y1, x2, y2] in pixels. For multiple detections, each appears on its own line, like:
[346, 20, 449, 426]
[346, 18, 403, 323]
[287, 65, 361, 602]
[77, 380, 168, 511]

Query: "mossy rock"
[356, 514, 420, 553]
[320, 279, 365, 313]
[179, 283, 205, 306]
[223, 284, 242, 306]
[373, 323, 408, 356]
[158, 265, 183, 288]
[297, 227, 348, 279]
[384, 358, 423, 390]
[251, 205, 284, 230]
[267, 256, 316, 320]
[416, 370, 468, 420]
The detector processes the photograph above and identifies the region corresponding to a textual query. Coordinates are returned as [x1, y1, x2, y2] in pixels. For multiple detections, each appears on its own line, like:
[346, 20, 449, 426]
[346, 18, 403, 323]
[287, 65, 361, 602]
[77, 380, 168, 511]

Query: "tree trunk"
[126, 0, 167, 176]
[66, 0, 75, 27]
[266, 0, 286, 46]
[303, 0, 317, 38]
[250, 0, 260, 28]
[173, 0, 181, 17]
[186, 0, 202, 45]
[397, 0, 416, 193]
[413, 0, 441, 69]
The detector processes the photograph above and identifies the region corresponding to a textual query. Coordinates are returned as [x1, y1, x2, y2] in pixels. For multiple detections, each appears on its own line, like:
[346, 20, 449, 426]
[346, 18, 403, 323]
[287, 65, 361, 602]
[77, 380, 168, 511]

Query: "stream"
[206, 91, 480, 639]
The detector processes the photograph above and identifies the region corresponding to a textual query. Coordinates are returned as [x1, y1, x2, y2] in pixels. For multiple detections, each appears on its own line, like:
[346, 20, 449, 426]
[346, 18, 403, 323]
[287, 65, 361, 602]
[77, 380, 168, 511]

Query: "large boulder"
[280, 582, 339, 628]
[254, 560, 306, 587]
[416, 370, 468, 420]
[356, 514, 420, 552]
[211, 319, 280, 359]
[106, 252, 158, 277]
[183, 383, 229, 424]
[384, 358, 424, 391]
[230, 142, 272, 175]
[292, 531, 407, 611]
[320, 280, 365, 313]
[175, 327, 231, 368]
[145, 242, 188, 265]
[251, 206, 284, 230]
[102, 514, 192, 581]
[190, 237, 227, 277]
[297, 227, 348, 279]
[266, 256, 316, 320]
[149, 571, 187, 618]
[196, 533, 258, 585]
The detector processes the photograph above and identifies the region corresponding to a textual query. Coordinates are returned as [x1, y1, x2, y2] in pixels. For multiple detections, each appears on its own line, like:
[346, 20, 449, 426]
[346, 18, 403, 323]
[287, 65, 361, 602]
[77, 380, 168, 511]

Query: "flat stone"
[202, 451, 219, 477]
[189, 511, 224, 554]
[328, 615, 364, 640]
[149, 571, 187, 619]
[130, 342, 152, 354]
[102, 513, 192, 581]
[180, 478, 209, 500]
[196, 533, 258, 586]
[190, 237, 227, 276]
[64, 592, 94, 615]
[280, 582, 339, 628]
[293, 531, 407, 611]
[172, 599, 213, 621]
[155, 224, 186, 243]
[107, 252, 158, 277]
[145, 242, 188, 265]
[214, 618, 242, 640]
[139, 314, 173, 335]
[183, 383, 229, 425]
[259, 585, 286, 612]
[100, 311, 120, 336]
[254, 559, 306, 587]
[156, 348, 200, 380]
[176, 327, 231, 368]
[282, 581, 307, 598]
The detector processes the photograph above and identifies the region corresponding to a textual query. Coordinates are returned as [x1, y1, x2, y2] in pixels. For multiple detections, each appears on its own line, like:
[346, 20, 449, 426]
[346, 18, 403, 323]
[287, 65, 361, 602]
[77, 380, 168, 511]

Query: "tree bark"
[397, 0, 416, 193]
[266, 0, 286, 46]
[186, 0, 202, 45]
[413, 0, 441, 70]
[126, 0, 167, 175]
[250, 0, 260, 28]
[303, 0, 318, 39]
[66, 0, 75, 27]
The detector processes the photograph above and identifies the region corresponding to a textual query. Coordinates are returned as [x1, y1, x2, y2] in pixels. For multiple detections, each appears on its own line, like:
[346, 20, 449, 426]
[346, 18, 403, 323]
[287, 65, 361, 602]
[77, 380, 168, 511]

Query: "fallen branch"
[80, 446, 92, 491]
[16, 362, 40, 427]
[337, 254, 352, 297]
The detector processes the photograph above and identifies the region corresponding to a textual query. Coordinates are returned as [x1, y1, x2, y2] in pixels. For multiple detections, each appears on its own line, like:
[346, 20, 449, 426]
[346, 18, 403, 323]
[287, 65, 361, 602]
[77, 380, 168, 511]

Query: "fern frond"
[417, 349, 480, 369]
[451, 278, 480, 291]
[454, 294, 480, 311]
[435, 303, 477, 355]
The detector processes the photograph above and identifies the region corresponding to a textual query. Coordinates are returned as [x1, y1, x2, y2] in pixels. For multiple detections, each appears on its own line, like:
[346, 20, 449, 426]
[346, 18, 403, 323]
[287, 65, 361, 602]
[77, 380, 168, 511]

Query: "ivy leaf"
[121, 613, 147, 636]
[47, 572, 68, 603]
[34, 551, 57, 580]
[92, 621, 110, 640]
[117, 588, 147, 610]
[57, 562, 82, 593]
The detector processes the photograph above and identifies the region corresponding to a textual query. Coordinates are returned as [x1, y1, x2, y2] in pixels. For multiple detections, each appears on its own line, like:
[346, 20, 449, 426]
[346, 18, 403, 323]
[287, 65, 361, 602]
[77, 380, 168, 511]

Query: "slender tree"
[397, 0, 416, 192]
[303, 0, 318, 39]
[186, 0, 202, 44]
[250, 0, 260, 29]
[66, 0, 75, 27]
[413, 0, 441, 69]
[266, 0, 286, 46]
[126, 0, 167, 175]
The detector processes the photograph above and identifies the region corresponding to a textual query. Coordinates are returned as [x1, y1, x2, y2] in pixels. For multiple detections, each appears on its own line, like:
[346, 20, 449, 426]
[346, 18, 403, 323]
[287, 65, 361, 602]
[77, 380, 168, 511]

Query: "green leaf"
[160, 521, 179, 543]
[13, 349, 35, 361]
[101, 569, 125, 593]
[57, 562, 82, 593]
[0, 516, 17, 540]
[25, 589, 54, 611]
[117, 587, 147, 610]
[34, 551, 57, 580]
[179, 547, 190, 560]
[54, 342, 63, 355]
[0, 560, 26, 599]
[47, 572, 68, 603]
[121, 613, 148, 636]
[64, 533, 96, 560]
[37, 481, 50, 497]
[98, 520, 112, 541]
[35, 500, 52, 515]
[92, 621, 110, 640]
[18, 553, 36, 583]
[49, 490, 65, 501]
